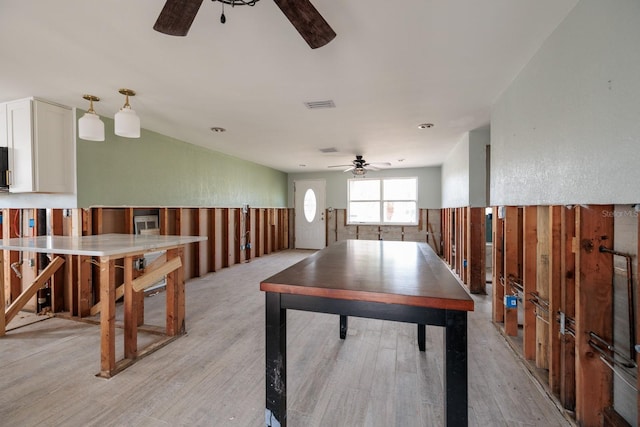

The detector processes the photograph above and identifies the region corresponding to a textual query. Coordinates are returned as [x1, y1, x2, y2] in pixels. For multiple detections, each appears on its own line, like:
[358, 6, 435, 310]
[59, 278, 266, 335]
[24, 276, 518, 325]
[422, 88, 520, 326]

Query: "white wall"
[491, 0, 640, 206]
[441, 128, 489, 208]
[287, 167, 442, 209]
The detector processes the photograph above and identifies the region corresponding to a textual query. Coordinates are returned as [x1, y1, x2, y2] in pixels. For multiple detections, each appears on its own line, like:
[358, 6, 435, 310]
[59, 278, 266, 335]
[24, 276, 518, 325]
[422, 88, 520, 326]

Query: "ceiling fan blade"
[328, 164, 353, 168]
[343, 166, 355, 173]
[272, 0, 336, 49]
[370, 162, 392, 167]
[153, 0, 204, 36]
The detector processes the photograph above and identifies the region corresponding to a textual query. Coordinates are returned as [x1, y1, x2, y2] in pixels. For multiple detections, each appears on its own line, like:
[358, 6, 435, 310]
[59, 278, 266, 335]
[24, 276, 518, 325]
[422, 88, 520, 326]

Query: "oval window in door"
[303, 189, 317, 223]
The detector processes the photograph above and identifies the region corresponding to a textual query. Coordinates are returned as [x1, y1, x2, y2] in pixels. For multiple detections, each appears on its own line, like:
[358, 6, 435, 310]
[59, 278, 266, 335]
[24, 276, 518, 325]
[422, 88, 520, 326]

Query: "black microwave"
[0, 147, 8, 189]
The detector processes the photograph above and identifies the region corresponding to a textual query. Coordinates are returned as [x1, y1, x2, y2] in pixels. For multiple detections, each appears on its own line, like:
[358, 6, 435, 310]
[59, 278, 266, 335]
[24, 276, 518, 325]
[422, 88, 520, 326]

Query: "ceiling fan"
[153, 0, 336, 49]
[328, 155, 392, 176]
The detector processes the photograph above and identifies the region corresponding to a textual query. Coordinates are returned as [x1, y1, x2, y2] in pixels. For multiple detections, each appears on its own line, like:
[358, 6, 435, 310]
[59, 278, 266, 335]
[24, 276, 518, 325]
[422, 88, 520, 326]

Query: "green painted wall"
[76, 112, 287, 208]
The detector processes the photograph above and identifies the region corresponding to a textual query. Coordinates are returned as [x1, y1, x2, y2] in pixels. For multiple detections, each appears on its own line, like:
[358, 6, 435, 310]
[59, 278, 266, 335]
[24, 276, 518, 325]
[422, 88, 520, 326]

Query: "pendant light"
[114, 88, 140, 138]
[78, 95, 105, 141]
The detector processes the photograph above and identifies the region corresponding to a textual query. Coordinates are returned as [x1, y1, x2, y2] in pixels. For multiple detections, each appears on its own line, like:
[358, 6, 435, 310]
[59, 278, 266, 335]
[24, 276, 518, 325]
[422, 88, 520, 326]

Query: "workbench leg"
[124, 255, 137, 359]
[166, 248, 185, 336]
[99, 257, 116, 377]
[444, 310, 468, 426]
[418, 324, 426, 351]
[265, 292, 287, 427]
[339, 315, 348, 339]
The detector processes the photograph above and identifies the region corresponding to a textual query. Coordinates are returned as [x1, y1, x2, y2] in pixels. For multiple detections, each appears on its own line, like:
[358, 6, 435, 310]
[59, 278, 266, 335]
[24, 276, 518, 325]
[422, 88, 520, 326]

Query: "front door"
[294, 180, 326, 249]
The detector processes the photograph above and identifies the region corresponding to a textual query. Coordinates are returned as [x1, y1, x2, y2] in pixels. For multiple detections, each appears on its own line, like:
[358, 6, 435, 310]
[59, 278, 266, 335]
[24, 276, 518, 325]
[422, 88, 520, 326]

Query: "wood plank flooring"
[0, 250, 571, 426]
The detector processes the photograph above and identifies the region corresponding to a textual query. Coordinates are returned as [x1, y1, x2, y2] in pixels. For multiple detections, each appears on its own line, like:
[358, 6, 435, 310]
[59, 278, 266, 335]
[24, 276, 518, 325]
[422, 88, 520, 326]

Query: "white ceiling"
[0, 0, 577, 173]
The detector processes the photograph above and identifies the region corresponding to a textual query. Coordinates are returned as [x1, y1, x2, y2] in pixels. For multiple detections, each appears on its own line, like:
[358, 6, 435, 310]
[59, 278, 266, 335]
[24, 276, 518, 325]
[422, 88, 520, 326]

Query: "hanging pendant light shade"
[114, 88, 140, 138]
[78, 95, 105, 141]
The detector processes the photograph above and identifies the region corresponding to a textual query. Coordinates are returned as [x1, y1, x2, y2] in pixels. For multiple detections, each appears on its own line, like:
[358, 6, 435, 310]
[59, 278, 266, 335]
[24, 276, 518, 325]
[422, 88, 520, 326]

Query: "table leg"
[418, 324, 426, 351]
[124, 255, 137, 359]
[166, 248, 185, 336]
[340, 315, 348, 339]
[99, 257, 116, 377]
[265, 292, 287, 427]
[444, 310, 468, 426]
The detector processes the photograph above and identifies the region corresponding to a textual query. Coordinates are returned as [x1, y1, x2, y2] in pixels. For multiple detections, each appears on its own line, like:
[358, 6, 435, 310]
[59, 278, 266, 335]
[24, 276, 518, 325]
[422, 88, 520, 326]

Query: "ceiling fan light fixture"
[114, 88, 140, 138]
[78, 95, 105, 142]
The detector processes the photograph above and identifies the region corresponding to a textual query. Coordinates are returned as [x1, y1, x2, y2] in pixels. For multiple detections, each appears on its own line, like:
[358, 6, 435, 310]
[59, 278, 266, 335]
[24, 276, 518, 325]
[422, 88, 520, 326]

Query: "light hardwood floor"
[0, 250, 571, 426]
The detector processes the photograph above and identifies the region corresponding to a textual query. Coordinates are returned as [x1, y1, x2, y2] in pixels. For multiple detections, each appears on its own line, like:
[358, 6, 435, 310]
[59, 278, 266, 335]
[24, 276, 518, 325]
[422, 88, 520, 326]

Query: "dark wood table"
[260, 239, 475, 426]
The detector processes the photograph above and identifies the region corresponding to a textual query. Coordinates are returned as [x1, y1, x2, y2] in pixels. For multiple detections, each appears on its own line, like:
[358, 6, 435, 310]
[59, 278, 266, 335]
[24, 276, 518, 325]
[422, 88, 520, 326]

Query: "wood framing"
[467, 207, 486, 294]
[560, 206, 576, 411]
[548, 206, 562, 396]
[503, 206, 519, 336]
[536, 206, 550, 369]
[575, 205, 614, 426]
[492, 207, 505, 323]
[99, 257, 116, 377]
[522, 206, 537, 361]
[4, 256, 64, 326]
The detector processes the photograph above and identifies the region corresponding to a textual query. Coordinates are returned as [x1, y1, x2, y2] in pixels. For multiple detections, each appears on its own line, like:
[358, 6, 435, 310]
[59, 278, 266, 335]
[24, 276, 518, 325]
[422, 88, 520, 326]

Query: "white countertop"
[0, 233, 207, 257]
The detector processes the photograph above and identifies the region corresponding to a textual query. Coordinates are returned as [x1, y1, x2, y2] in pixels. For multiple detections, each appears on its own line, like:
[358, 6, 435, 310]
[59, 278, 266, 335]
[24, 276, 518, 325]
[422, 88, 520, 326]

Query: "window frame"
[347, 177, 419, 226]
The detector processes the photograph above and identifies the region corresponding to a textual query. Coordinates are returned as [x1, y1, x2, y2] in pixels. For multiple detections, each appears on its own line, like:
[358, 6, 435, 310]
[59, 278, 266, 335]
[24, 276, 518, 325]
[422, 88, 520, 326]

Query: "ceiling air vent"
[304, 100, 335, 109]
[319, 147, 338, 153]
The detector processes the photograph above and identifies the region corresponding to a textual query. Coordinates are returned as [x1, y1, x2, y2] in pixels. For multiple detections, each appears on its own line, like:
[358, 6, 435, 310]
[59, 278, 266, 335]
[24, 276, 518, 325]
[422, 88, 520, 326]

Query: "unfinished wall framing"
[490, 204, 640, 427]
[440, 207, 488, 295]
[1, 206, 291, 334]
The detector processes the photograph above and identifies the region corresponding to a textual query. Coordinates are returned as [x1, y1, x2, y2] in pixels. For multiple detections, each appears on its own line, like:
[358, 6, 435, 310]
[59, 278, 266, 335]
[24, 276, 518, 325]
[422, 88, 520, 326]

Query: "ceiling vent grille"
[304, 100, 335, 109]
[319, 147, 338, 153]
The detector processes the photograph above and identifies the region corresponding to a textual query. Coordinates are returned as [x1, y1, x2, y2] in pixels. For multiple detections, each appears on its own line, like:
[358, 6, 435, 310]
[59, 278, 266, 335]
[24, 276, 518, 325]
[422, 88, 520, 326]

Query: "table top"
[261, 240, 474, 311]
[0, 233, 207, 257]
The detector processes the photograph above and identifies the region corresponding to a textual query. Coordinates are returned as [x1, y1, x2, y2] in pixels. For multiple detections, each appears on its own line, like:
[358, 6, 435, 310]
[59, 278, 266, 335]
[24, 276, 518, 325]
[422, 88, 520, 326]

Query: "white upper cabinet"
[5, 98, 74, 193]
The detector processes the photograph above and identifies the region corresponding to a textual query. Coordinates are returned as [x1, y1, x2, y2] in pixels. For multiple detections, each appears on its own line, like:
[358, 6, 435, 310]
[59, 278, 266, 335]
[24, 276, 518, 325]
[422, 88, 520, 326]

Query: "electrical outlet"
[240, 244, 245, 251]
[246, 243, 251, 249]
[28, 259, 35, 267]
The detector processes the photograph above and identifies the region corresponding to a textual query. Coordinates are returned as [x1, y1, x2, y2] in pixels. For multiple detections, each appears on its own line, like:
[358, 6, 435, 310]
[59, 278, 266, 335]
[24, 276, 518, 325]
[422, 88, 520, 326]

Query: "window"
[348, 177, 418, 225]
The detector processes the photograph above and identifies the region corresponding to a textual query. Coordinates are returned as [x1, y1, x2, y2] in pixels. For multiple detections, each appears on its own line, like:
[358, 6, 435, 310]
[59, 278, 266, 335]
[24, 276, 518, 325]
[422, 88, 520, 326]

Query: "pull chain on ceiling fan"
[153, 0, 336, 49]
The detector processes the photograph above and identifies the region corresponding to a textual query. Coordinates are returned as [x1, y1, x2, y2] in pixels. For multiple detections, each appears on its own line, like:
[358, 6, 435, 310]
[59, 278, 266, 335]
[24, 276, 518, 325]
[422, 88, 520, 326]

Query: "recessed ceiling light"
[211, 127, 226, 133]
[398, 159, 405, 162]
[418, 123, 434, 129]
[299, 164, 307, 167]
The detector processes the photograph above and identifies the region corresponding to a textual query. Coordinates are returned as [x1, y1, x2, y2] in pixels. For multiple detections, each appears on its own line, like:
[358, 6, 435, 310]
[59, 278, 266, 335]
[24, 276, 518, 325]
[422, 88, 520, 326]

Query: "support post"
[536, 206, 550, 369]
[467, 207, 486, 294]
[444, 310, 468, 426]
[99, 257, 116, 377]
[124, 255, 137, 360]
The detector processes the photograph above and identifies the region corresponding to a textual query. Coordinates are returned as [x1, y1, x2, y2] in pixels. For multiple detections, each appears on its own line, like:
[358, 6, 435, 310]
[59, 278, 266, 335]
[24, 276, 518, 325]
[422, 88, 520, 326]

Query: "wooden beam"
[492, 207, 505, 323]
[124, 255, 137, 359]
[536, 206, 550, 369]
[99, 257, 116, 377]
[560, 206, 576, 411]
[522, 206, 537, 361]
[166, 248, 185, 336]
[548, 206, 563, 396]
[5, 256, 65, 326]
[467, 207, 486, 294]
[503, 206, 519, 336]
[132, 256, 181, 292]
[575, 205, 614, 425]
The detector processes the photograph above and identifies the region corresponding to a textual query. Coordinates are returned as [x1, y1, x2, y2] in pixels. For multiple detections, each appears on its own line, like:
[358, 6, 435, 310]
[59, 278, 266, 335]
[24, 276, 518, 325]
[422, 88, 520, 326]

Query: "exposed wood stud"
[560, 206, 576, 411]
[548, 206, 562, 396]
[523, 206, 537, 361]
[492, 207, 505, 323]
[536, 206, 550, 369]
[575, 205, 614, 426]
[467, 207, 486, 294]
[503, 206, 519, 336]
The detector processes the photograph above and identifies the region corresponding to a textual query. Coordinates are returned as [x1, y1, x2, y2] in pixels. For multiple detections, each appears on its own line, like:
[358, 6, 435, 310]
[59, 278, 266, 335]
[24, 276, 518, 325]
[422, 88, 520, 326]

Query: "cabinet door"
[7, 99, 35, 193]
[32, 100, 74, 193]
[0, 103, 7, 148]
